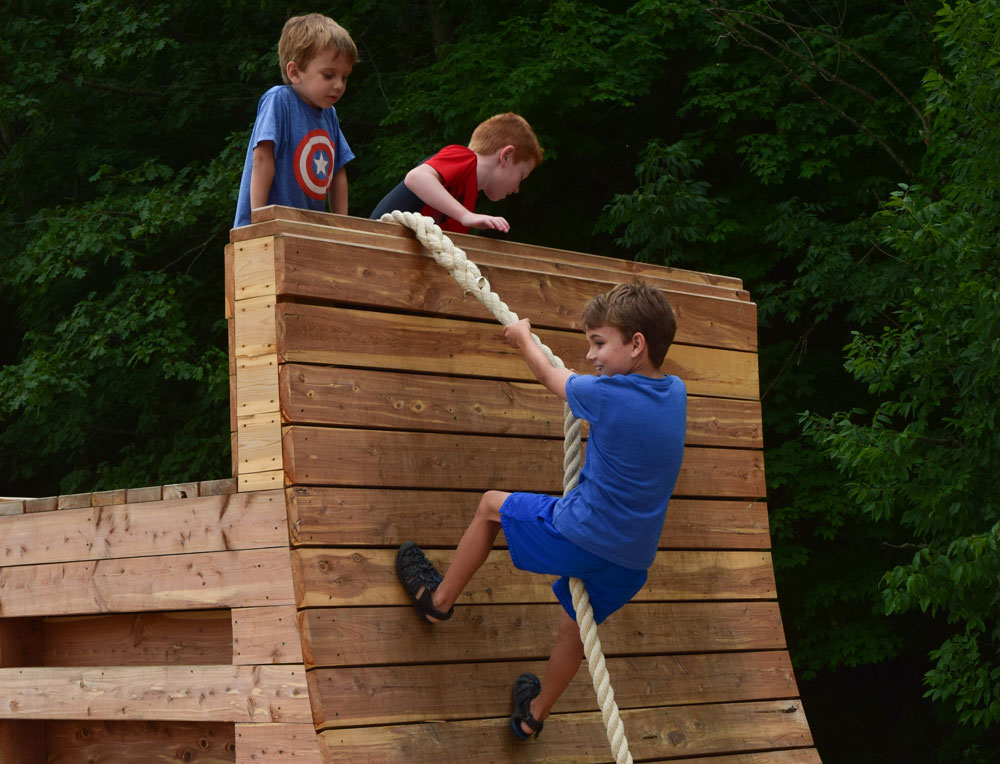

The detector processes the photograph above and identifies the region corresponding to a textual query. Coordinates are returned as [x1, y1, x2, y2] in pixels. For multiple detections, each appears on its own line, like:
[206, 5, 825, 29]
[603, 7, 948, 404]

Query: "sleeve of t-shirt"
[424, 145, 476, 186]
[565, 374, 606, 424]
[249, 89, 283, 151]
[329, 107, 354, 173]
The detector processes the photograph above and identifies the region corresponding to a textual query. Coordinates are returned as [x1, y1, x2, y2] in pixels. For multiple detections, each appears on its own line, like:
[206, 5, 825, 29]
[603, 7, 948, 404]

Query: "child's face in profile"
[585, 325, 639, 376]
[287, 48, 352, 110]
[483, 152, 535, 202]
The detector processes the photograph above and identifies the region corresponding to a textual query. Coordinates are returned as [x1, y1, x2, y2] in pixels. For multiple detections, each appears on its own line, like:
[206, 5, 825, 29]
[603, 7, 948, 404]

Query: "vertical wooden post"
[0, 618, 46, 763]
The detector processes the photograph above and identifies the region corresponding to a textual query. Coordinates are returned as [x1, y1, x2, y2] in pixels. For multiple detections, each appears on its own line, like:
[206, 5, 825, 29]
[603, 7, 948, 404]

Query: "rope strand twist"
[381, 210, 632, 764]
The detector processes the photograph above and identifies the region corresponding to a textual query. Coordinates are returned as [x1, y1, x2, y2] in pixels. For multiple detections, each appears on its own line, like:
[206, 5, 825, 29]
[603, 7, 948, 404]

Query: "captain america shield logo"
[293, 129, 336, 200]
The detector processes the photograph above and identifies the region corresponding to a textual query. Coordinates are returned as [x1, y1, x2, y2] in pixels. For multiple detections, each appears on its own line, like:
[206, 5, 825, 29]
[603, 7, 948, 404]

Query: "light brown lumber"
[318, 700, 812, 764]
[282, 426, 766, 499]
[644, 751, 822, 764]
[299, 602, 786, 668]
[278, 303, 760, 400]
[0, 665, 311, 723]
[307, 650, 798, 728]
[0, 490, 286, 568]
[267, 234, 756, 350]
[247, 206, 749, 294]
[0, 548, 295, 618]
[45, 719, 236, 763]
[286, 488, 771, 550]
[43, 611, 232, 667]
[279, 363, 763, 448]
[232, 605, 303, 665]
[291, 549, 774, 608]
[235, 723, 321, 763]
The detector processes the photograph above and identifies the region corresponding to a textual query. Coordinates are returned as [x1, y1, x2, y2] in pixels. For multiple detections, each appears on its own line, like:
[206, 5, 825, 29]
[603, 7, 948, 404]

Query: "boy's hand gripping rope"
[381, 210, 633, 764]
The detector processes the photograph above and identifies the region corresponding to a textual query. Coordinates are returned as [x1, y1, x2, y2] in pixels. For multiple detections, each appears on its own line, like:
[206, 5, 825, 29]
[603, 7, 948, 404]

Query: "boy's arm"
[405, 164, 510, 232]
[249, 141, 275, 211]
[328, 166, 348, 215]
[503, 319, 572, 401]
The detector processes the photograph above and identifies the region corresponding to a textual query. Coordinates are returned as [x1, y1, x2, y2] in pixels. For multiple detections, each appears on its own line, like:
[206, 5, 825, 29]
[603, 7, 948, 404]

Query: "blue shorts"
[499, 492, 647, 624]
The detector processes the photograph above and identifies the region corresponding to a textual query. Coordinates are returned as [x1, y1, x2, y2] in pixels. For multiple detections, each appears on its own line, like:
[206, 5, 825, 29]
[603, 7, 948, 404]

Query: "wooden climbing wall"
[0, 480, 316, 763]
[229, 206, 822, 764]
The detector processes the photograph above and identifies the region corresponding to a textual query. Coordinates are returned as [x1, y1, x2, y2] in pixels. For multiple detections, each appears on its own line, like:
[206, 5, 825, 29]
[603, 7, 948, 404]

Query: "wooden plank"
[0, 500, 23, 516]
[283, 427, 766, 499]
[232, 605, 303, 665]
[318, 700, 812, 764]
[307, 650, 798, 728]
[232, 236, 277, 301]
[239, 470, 284, 493]
[234, 294, 277, 360]
[237, 412, 283, 475]
[279, 364, 762, 448]
[198, 479, 238, 497]
[278, 303, 759, 400]
[0, 548, 295, 618]
[45, 720, 235, 764]
[248, 206, 748, 293]
[286, 488, 771, 550]
[235, 723, 321, 764]
[237, 354, 280, 418]
[0, 490, 286, 567]
[300, 602, 786, 668]
[43, 612, 233, 667]
[0, 665, 311, 723]
[292, 549, 775, 608]
[271, 234, 756, 351]
[126, 486, 163, 503]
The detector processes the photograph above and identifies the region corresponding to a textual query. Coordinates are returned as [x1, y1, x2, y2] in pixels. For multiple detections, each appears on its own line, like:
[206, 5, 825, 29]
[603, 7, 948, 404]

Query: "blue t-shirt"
[233, 85, 354, 228]
[552, 373, 687, 570]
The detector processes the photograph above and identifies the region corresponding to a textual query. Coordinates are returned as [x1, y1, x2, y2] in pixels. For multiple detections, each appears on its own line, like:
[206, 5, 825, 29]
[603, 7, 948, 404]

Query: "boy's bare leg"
[427, 490, 508, 619]
[523, 608, 585, 735]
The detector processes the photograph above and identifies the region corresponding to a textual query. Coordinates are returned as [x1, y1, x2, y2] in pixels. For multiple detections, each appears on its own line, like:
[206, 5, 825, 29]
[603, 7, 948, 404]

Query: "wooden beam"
[286, 488, 771, 550]
[267, 234, 756, 350]
[278, 303, 760, 400]
[45, 720, 235, 764]
[282, 427, 766, 499]
[291, 548, 775, 608]
[43, 611, 232, 667]
[235, 723, 321, 764]
[0, 548, 295, 618]
[0, 490, 286, 568]
[232, 605, 303, 665]
[318, 700, 813, 764]
[307, 650, 798, 728]
[0, 665, 311, 722]
[300, 602, 786, 668]
[278, 363, 763, 448]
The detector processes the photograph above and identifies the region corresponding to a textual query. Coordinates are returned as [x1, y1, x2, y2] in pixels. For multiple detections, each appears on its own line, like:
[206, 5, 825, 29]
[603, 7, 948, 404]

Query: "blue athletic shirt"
[234, 85, 354, 228]
[552, 372, 687, 570]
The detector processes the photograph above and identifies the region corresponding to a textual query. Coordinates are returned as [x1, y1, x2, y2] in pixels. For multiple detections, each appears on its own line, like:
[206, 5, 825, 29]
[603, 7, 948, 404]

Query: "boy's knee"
[475, 490, 507, 523]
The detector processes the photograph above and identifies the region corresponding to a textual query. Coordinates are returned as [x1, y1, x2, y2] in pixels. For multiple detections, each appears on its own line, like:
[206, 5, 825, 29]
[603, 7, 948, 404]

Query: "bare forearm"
[328, 166, 348, 215]
[249, 142, 275, 211]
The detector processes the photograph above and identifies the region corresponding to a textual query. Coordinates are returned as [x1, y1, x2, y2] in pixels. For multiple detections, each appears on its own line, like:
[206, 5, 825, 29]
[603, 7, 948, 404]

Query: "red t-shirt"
[422, 145, 479, 233]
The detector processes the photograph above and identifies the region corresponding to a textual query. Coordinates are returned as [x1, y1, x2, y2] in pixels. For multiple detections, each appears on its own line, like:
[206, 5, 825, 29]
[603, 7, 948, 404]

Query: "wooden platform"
[0, 207, 820, 763]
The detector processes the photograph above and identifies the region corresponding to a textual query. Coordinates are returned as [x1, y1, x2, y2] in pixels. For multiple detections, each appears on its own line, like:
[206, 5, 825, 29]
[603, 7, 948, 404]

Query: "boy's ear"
[286, 60, 301, 83]
[499, 145, 516, 164]
[629, 331, 646, 358]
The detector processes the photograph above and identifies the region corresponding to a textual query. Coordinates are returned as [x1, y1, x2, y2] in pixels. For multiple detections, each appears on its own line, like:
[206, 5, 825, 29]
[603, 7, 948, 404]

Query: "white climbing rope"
[380, 210, 633, 764]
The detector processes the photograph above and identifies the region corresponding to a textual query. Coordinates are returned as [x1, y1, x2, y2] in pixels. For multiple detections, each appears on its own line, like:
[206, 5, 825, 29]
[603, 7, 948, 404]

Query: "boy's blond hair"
[469, 113, 544, 167]
[278, 13, 357, 85]
[582, 282, 677, 367]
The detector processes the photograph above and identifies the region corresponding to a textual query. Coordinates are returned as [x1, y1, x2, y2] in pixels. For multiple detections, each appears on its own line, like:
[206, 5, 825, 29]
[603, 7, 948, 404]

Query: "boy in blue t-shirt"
[233, 14, 356, 228]
[396, 282, 687, 741]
